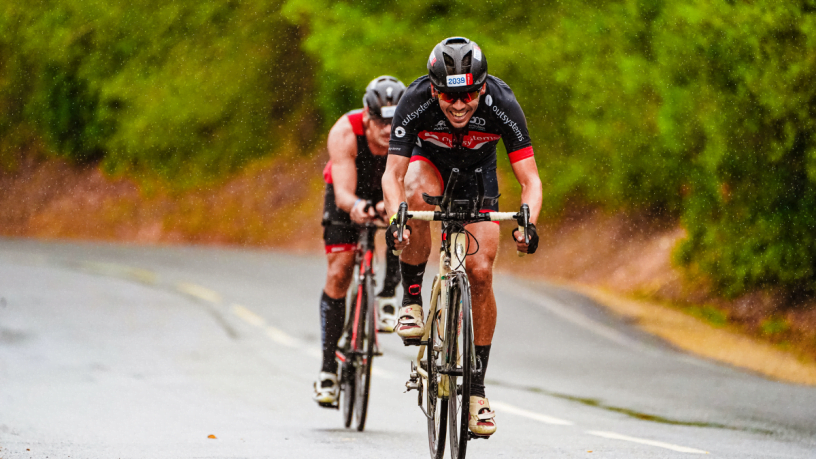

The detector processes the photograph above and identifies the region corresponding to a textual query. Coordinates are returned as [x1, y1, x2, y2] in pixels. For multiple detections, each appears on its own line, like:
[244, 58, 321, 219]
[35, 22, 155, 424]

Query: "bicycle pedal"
[401, 338, 422, 346]
[318, 402, 339, 410]
[468, 432, 491, 440]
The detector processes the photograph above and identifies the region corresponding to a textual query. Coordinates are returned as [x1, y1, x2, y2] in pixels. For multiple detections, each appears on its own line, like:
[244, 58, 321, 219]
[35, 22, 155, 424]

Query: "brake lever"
[394, 202, 409, 256]
[516, 203, 530, 258]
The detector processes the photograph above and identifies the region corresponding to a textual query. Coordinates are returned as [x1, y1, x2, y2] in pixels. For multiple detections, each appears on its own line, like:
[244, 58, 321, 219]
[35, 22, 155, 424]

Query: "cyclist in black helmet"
[382, 38, 543, 436]
[314, 76, 407, 406]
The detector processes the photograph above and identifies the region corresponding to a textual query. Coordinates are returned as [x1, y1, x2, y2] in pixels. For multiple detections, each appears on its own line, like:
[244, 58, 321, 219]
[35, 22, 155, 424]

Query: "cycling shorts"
[322, 184, 377, 253]
[409, 145, 500, 214]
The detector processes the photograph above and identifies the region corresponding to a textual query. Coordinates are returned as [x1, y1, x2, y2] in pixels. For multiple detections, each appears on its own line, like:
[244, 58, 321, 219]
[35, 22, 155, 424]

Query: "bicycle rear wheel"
[426, 289, 447, 459]
[447, 274, 472, 459]
[354, 259, 376, 431]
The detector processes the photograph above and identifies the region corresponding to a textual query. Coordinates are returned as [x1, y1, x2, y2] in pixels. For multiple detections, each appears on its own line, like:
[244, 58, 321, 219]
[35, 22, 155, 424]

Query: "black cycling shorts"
[409, 145, 500, 213]
[322, 184, 355, 253]
[322, 184, 378, 253]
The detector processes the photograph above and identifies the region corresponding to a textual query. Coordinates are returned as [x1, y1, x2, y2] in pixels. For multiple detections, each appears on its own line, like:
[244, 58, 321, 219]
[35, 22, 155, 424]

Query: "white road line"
[489, 401, 574, 425]
[266, 326, 301, 348]
[587, 431, 709, 454]
[176, 283, 222, 304]
[77, 261, 157, 284]
[232, 304, 266, 327]
[500, 279, 642, 349]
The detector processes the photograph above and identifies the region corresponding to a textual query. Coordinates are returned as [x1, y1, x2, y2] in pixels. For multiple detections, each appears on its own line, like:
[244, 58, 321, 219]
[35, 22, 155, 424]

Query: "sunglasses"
[437, 89, 480, 104]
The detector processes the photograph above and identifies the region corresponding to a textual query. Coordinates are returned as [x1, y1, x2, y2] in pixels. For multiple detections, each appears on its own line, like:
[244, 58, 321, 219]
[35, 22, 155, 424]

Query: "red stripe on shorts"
[325, 243, 356, 254]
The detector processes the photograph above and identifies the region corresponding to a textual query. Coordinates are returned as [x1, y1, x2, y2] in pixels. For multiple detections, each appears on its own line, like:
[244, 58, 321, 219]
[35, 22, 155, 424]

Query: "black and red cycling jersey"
[323, 109, 387, 203]
[322, 109, 387, 253]
[388, 75, 534, 170]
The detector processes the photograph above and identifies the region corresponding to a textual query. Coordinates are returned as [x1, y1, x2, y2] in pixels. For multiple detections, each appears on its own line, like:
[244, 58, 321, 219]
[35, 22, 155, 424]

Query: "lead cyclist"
[382, 37, 543, 437]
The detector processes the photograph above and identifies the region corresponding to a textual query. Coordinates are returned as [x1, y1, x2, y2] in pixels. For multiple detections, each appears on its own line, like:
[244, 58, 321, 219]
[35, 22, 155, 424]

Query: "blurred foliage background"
[3, 0, 816, 298]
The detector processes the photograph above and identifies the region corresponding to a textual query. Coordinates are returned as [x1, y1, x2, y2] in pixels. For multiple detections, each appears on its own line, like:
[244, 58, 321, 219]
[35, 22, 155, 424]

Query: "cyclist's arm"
[382, 153, 410, 218]
[327, 116, 359, 214]
[510, 156, 542, 225]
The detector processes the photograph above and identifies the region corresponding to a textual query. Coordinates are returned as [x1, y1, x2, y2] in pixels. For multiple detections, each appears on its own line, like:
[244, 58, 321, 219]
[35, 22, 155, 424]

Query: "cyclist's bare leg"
[464, 221, 499, 432]
[400, 160, 442, 265]
[463, 221, 500, 346]
[324, 251, 355, 299]
[393, 160, 441, 339]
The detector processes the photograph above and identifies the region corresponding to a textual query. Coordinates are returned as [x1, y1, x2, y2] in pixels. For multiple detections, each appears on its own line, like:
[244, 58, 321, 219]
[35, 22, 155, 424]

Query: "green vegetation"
[3, 0, 816, 298]
[761, 317, 792, 337]
[688, 305, 729, 328]
[0, 0, 317, 187]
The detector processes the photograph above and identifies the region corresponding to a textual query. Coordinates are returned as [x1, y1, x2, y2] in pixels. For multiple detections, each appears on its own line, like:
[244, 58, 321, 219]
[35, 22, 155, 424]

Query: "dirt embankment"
[2, 154, 815, 381]
[0, 153, 325, 249]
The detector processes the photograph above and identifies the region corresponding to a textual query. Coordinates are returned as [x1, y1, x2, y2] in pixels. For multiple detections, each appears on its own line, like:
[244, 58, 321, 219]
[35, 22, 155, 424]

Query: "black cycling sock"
[320, 291, 346, 374]
[471, 344, 491, 398]
[400, 261, 427, 306]
[378, 250, 401, 298]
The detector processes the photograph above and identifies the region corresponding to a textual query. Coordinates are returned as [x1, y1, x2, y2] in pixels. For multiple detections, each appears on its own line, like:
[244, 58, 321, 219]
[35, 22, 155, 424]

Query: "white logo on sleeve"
[485, 95, 493, 106]
[395, 126, 406, 138]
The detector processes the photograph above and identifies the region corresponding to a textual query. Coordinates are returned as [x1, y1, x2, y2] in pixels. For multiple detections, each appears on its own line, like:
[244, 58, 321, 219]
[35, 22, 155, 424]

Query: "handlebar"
[392, 204, 533, 257]
[390, 169, 534, 257]
[403, 210, 519, 222]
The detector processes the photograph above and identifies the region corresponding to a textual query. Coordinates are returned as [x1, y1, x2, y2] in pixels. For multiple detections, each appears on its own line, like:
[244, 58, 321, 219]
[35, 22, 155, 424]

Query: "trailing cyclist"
[314, 76, 407, 406]
[382, 38, 543, 436]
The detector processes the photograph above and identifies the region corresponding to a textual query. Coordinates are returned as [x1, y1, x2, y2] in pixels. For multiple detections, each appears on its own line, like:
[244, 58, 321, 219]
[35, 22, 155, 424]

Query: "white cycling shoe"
[313, 372, 339, 406]
[469, 396, 497, 436]
[396, 304, 425, 344]
[377, 296, 399, 333]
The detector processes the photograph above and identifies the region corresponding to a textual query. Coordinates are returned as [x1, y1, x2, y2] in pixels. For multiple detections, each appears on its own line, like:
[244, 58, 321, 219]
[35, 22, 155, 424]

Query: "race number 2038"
[446, 74, 474, 87]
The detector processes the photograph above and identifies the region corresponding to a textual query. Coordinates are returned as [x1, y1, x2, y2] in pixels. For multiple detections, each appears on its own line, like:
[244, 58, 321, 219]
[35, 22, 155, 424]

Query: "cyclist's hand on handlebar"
[386, 223, 412, 252]
[375, 201, 388, 221]
[350, 199, 377, 224]
[512, 223, 539, 254]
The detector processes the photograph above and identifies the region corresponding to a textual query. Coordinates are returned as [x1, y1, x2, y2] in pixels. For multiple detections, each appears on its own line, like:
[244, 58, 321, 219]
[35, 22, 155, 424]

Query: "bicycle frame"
[413, 230, 473, 408]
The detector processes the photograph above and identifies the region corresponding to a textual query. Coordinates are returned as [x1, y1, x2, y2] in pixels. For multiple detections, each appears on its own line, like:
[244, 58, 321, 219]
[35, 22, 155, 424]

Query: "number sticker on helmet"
[446, 74, 473, 88]
[380, 106, 396, 118]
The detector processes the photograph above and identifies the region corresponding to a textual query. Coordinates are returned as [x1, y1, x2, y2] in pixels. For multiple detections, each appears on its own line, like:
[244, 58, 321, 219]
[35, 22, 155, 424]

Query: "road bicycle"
[394, 168, 532, 459]
[331, 218, 384, 431]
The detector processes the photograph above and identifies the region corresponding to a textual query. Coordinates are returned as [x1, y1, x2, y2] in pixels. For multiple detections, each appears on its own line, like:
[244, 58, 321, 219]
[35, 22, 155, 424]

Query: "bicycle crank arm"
[438, 368, 464, 376]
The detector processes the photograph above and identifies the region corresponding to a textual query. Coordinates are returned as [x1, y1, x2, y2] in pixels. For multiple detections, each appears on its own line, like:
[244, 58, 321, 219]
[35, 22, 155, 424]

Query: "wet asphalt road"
[0, 238, 815, 458]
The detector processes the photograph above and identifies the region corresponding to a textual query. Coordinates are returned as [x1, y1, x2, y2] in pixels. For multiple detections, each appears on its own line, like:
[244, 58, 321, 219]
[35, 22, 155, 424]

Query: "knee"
[405, 179, 429, 209]
[404, 168, 439, 210]
[468, 263, 493, 288]
[326, 261, 353, 292]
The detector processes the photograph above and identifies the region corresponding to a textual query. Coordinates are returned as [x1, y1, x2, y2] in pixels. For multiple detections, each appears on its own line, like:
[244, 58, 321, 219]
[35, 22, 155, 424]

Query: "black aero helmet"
[428, 37, 487, 93]
[363, 75, 406, 120]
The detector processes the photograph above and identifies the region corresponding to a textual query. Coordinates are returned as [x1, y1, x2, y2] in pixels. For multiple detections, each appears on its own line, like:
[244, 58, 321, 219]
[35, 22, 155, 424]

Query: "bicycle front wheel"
[341, 275, 362, 428]
[354, 261, 376, 431]
[426, 286, 447, 459]
[447, 274, 473, 459]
